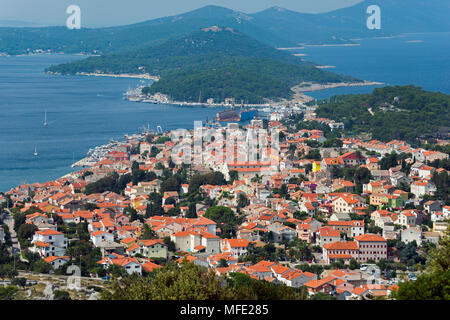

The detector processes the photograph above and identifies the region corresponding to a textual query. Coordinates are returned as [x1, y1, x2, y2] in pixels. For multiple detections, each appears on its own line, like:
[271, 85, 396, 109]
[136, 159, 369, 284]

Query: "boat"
[216, 105, 257, 123]
[43, 110, 48, 126]
[34, 146, 38, 156]
[239, 109, 257, 122]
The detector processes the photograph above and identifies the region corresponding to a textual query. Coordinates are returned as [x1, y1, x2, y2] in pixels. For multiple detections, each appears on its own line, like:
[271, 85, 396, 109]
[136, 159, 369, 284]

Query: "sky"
[0, 0, 363, 27]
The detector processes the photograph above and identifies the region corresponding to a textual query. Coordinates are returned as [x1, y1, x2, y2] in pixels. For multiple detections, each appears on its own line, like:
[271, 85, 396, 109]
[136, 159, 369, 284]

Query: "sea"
[0, 54, 224, 192]
[0, 32, 449, 192]
[297, 32, 450, 100]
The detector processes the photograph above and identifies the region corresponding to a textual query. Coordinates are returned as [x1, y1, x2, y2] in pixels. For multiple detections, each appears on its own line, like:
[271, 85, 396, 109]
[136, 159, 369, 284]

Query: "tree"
[146, 192, 164, 217]
[12, 212, 27, 232]
[237, 193, 249, 209]
[163, 236, 176, 252]
[349, 258, 359, 270]
[228, 170, 239, 183]
[107, 264, 128, 278]
[322, 138, 343, 148]
[0, 264, 18, 279]
[32, 259, 52, 274]
[101, 261, 307, 300]
[393, 227, 450, 300]
[218, 259, 228, 268]
[53, 290, 71, 300]
[11, 277, 27, 288]
[354, 167, 371, 185]
[160, 176, 180, 193]
[164, 197, 177, 206]
[0, 286, 18, 300]
[101, 262, 235, 300]
[17, 223, 38, 242]
[312, 292, 337, 300]
[185, 203, 197, 219]
[141, 224, 158, 240]
[84, 203, 99, 211]
[124, 206, 139, 222]
[204, 206, 241, 238]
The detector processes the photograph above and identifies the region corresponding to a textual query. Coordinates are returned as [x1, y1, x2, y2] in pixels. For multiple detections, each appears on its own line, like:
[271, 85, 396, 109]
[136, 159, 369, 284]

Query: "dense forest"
[47, 27, 357, 104]
[316, 85, 450, 145]
[142, 56, 355, 103]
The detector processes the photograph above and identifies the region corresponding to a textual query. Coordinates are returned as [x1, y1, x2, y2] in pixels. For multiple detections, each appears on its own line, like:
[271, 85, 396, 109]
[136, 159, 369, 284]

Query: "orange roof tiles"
[355, 234, 386, 242]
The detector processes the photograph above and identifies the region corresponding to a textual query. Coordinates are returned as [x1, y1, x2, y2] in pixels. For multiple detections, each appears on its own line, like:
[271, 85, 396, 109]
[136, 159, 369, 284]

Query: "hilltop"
[316, 85, 450, 144]
[46, 26, 313, 75]
[1, 0, 449, 55]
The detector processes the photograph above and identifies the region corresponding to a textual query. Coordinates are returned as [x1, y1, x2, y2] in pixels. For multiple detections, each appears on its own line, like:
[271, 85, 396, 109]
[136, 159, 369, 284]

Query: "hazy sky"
[0, 0, 363, 27]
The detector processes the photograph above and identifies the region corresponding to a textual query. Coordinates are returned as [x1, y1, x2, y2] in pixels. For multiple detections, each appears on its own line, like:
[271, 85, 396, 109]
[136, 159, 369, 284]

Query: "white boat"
[34, 146, 38, 156]
[43, 111, 48, 126]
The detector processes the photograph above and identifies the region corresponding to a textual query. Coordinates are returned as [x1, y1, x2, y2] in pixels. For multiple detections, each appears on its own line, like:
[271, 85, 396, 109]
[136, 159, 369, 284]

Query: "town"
[0, 105, 448, 300]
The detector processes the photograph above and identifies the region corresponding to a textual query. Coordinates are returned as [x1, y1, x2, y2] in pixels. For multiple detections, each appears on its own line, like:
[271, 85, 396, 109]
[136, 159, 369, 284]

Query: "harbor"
[124, 86, 274, 108]
[71, 139, 134, 168]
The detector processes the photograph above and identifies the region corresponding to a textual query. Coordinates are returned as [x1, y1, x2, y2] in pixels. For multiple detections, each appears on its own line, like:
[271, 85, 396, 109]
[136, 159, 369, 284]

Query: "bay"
[297, 32, 450, 100]
[0, 54, 224, 192]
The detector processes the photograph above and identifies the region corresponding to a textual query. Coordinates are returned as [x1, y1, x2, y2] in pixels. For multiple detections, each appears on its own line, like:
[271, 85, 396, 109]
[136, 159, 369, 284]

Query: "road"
[3, 209, 20, 252]
[3, 209, 28, 262]
[18, 271, 108, 282]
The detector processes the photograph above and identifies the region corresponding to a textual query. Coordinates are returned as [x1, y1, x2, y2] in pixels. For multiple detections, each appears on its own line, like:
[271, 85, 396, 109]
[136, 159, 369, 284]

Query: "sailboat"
[34, 146, 38, 156]
[43, 110, 48, 127]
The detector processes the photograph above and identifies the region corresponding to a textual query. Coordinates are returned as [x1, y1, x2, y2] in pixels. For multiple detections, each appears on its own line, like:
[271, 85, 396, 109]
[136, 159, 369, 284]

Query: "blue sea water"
[297, 32, 450, 100]
[0, 54, 224, 192]
[0, 32, 449, 192]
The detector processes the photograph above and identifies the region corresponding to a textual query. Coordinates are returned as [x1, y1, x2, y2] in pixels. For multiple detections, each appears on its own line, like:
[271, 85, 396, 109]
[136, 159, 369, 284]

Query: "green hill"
[45, 26, 313, 75]
[46, 27, 357, 104]
[316, 85, 450, 145]
[1, 1, 449, 55]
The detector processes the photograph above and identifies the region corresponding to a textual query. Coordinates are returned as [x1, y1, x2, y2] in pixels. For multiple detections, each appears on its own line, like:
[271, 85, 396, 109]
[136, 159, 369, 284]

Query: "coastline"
[75, 72, 160, 81]
[293, 81, 384, 93]
[125, 80, 384, 108]
[302, 43, 360, 48]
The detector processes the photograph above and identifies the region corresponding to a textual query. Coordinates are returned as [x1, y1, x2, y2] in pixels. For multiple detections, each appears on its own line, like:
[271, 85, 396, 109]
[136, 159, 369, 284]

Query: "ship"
[216, 109, 240, 122]
[216, 102, 257, 122]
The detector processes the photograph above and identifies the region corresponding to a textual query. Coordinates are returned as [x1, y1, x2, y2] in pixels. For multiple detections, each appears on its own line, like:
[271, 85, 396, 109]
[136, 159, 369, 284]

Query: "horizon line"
[0, 2, 364, 29]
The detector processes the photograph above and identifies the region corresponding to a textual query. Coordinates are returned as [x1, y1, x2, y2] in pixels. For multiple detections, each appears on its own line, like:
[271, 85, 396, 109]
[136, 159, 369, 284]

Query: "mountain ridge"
[1, 0, 449, 55]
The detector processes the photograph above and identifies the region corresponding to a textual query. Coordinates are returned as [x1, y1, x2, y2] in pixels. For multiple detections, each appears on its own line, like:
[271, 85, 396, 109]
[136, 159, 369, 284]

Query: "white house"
[170, 231, 220, 255]
[31, 229, 67, 257]
[43, 256, 70, 269]
[398, 211, 417, 227]
[401, 227, 422, 246]
[220, 238, 249, 258]
[268, 222, 297, 242]
[98, 254, 142, 275]
[90, 230, 115, 246]
[411, 180, 436, 198]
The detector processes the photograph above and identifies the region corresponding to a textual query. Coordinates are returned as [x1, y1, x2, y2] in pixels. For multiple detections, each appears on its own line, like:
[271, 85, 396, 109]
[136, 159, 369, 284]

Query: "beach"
[75, 72, 160, 81]
[294, 81, 384, 93]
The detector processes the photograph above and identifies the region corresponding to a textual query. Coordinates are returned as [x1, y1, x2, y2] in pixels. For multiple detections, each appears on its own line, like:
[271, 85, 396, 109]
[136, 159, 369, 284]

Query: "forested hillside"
[316, 85, 450, 145]
[143, 56, 355, 103]
[47, 27, 357, 104]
